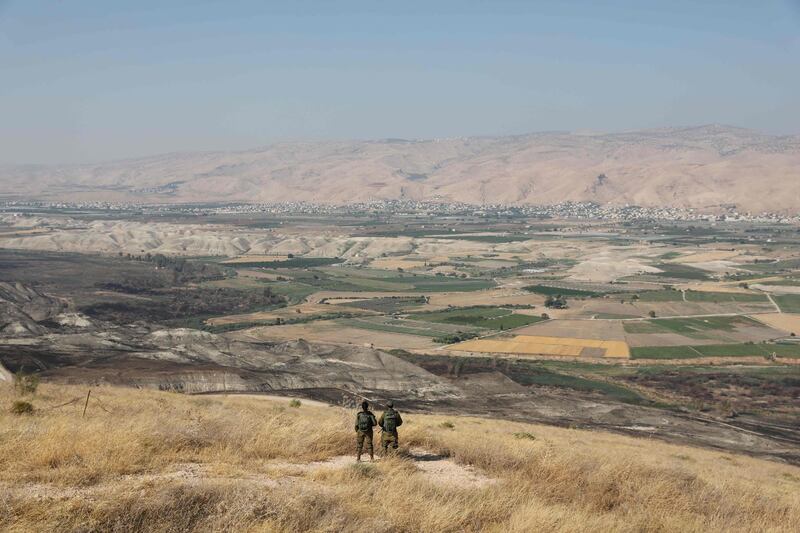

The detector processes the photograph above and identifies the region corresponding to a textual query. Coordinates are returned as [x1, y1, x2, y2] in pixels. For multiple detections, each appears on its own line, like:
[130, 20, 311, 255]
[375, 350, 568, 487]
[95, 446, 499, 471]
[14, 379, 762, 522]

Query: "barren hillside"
[2, 125, 798, 212]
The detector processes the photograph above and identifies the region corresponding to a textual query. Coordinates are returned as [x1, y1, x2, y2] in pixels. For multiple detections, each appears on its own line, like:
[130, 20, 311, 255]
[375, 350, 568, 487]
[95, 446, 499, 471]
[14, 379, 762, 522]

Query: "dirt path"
[273, 447, 495, 488]
[0, 448, 495, 504]
[766, 293, 782, 313]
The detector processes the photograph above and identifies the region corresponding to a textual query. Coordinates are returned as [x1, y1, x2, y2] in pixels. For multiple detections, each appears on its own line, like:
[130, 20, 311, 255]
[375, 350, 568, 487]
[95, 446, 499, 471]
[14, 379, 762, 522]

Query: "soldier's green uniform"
[354, 400, 377, 462]
[378, 401, 403, 455]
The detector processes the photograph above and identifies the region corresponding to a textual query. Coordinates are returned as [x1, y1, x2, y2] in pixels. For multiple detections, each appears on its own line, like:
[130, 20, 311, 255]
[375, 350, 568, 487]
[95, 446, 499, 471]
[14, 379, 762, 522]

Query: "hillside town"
[2, 200, 799, 224]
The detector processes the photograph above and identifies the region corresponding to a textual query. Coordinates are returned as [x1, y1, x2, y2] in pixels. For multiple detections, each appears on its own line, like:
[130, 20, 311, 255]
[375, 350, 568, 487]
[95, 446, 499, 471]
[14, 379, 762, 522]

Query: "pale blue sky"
[1, 1, 798, 164]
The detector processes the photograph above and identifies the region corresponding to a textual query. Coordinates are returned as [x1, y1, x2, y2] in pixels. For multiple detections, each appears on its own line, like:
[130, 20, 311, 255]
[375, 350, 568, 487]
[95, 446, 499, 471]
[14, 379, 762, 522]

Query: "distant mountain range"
[2, 125, 798, 212]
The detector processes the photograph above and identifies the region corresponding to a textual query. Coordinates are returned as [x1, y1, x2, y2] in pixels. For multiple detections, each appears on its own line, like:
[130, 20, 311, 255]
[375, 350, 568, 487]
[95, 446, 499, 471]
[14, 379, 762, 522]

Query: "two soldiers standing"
[354, 400, 403, 462]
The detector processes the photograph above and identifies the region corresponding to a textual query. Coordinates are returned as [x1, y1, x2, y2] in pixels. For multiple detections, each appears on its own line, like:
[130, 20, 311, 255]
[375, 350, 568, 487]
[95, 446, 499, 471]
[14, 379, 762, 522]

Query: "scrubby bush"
[11, 400, 34, 415]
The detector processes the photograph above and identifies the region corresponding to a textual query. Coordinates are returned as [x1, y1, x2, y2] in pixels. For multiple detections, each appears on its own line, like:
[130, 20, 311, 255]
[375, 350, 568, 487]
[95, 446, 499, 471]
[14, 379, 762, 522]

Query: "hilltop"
[1, 383, 799, 532]
[2, 125, 799, 212]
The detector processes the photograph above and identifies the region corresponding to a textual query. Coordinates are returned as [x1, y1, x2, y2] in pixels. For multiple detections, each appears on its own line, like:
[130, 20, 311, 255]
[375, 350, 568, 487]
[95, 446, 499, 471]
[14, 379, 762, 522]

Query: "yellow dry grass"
[1, 383, 798, 532]
[751, 313, 800, 334]
[449, 335, 631, 358]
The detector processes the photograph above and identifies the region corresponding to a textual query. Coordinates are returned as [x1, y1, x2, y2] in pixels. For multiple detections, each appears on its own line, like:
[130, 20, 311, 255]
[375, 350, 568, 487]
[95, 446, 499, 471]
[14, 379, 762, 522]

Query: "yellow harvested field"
[668, 250, 743, 263]
[369, 257, 428, 270]
[449, 334, 630, 358]
[515, 319, 627, 340]
[751, 313, 800, 334]
[674, 282, 754, 294]
[426, 289, 542, 309]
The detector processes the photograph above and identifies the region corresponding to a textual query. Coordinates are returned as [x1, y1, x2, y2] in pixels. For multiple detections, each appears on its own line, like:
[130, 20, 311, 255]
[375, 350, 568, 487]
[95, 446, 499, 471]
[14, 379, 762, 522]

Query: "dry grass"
[2, 383, 799, 532]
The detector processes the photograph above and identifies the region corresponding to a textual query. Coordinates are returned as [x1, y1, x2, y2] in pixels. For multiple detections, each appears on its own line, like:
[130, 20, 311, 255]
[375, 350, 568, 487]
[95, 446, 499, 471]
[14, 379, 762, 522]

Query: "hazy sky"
[1, 1, 799, 164]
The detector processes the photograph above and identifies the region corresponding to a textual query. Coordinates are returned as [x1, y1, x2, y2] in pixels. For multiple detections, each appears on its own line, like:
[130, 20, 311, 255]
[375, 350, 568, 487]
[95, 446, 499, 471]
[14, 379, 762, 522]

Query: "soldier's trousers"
[356, 431, 374, 458]
[381, 430, 399, 452]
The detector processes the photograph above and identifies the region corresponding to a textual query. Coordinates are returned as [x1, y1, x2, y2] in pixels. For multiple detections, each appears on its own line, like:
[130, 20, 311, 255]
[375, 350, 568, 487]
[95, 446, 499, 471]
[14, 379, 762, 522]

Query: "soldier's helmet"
[387, 400, 394, 408]
[361, 400, 369, 410]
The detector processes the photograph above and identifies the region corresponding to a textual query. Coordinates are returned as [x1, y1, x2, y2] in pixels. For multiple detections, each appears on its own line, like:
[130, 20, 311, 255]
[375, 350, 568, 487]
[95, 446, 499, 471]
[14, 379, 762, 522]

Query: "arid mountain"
[2, 125, 798, 212]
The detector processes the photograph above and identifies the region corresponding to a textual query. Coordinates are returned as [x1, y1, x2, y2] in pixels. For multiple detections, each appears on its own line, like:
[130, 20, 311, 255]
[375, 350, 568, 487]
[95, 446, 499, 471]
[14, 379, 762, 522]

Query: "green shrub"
[514, 432, 536, 440]
[11, 400, 34, 415]
[288, 399, 302, 408]
[439, 421, 455, 429]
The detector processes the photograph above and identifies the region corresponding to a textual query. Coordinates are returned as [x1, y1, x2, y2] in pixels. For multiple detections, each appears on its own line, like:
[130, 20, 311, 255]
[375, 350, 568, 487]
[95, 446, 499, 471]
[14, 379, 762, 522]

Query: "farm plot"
[234, 321, 439, 350]
[317, 267, 496, 293]
[411, 306, 545, 330]
[368, 257, 429, 271]
[514, 319, 627, 340]
[622, 316, 784, 344]
[425, 289, 542, 310]
[630, 300, 775, 317]
[631, 343, 800, 360]
[229, 257, 343, 268]
[684, 291, 769, 303]
[341, 316, 485, 338]
[773, 295, 800, 313]
[205, 303, 373, 327]
[651, 263, 712, 280]
[330, 296, 428, 313]
[522, 284, 602, 297]
[752, 313, 800, 334]
[448, 334, 630, 358]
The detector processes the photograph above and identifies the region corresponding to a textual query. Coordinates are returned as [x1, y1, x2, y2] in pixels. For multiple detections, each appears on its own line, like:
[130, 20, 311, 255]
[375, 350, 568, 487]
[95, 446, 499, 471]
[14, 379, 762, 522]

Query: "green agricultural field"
[339, 296, 428, 313]
[739, 258, 800, 273]
[622, 321, 664, 334]
[773, 294, 800, 313]
[684, 291, 768, 303]
[631, 343, 800, 359]
[761, 278, 800, 287]
[443, 234, 533, 243]
[232, 257, 344, 268]
[635, 290, 684, 302]
[522, 285, 601, 297]
[263, 281, 318, 304]
[318, 268, 497, 293]
[623, 316, 762, 337]
[652, 263, 710, 280]
[412, 306, 545, 330]
[340, 316, 484, 337]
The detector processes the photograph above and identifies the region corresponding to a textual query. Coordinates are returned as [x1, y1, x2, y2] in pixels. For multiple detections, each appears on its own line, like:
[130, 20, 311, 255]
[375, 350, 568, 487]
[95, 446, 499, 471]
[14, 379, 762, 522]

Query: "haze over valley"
[3, 125, 799, 213]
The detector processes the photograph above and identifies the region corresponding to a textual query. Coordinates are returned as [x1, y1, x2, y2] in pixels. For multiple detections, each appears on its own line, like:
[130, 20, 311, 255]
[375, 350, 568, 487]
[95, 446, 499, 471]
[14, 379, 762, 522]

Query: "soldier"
[378, 400, 403, 455]
[354, 400, 377, 462]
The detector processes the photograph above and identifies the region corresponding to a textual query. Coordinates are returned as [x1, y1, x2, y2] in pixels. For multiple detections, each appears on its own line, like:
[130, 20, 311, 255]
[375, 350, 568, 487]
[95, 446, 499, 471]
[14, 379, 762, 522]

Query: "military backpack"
[357, 411, 373, 432]
[382, 408, 401, 432]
